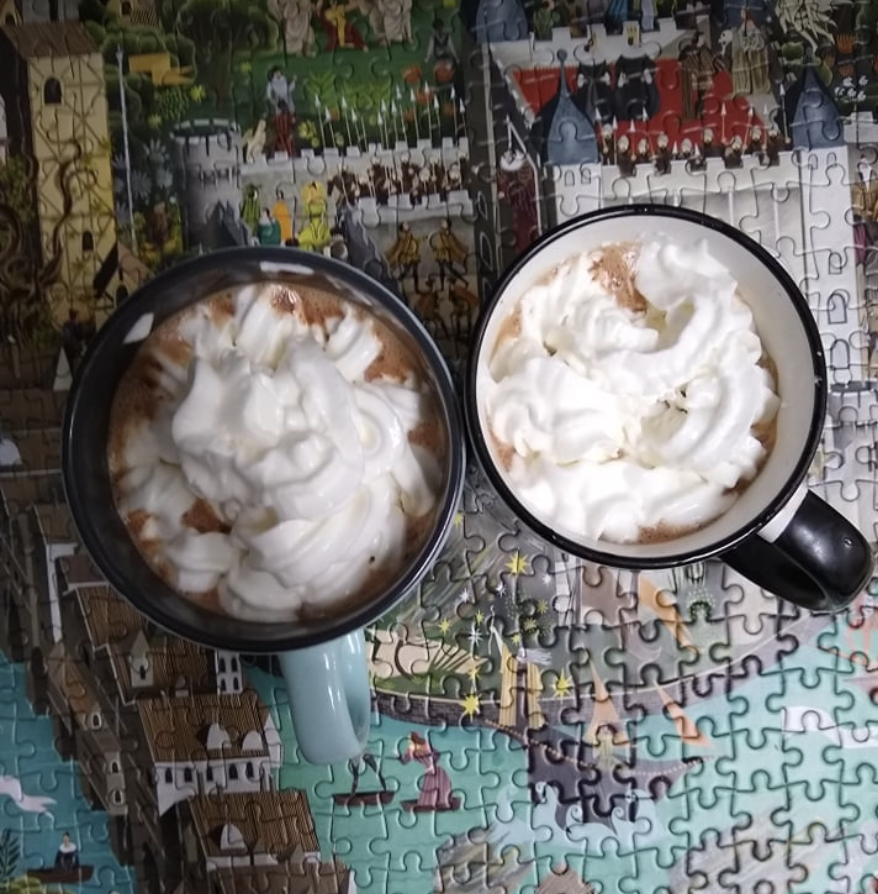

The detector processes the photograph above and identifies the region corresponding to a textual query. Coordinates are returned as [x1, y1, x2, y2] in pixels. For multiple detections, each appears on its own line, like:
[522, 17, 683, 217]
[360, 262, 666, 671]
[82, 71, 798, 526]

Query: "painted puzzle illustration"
[1, 0, 878, 892]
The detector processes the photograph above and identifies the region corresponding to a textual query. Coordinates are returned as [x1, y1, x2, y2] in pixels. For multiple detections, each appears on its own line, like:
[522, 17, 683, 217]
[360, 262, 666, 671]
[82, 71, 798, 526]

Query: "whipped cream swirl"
[482, 238, 780, 543]
[113, 284, 442, 620]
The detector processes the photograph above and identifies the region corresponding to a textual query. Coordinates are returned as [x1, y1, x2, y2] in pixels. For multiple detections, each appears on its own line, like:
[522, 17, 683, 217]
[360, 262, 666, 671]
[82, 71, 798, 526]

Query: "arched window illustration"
[219, 678, 227, 692]
[232, 676, 240, 691]
[478, 231, 494, 273]
[241, 731, 262, 752]
[830, 338, 850, 373]
[205, 722, 230, 750]
[218, 656, 226, 673]
[121, 0, 132, 14]
[228, 763, 239, 780]
[474, 190, 488, 221]
[43, 78, 62, 105]
[245, 761, 254, 779]
[164, 768, 172, 784]
[111, 789, 124, 805]
[183, 767, 193, 783]
[81, 231, 94, 252]
[205, 766, 214, 782]
[230, 656, 238, 672]
[827, 291, 848, 325]
[220, 823, 244, 851]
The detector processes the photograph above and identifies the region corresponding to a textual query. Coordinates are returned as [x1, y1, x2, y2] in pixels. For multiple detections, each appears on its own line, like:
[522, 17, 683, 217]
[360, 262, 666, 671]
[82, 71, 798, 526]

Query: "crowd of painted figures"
[598, 121, 789, 173]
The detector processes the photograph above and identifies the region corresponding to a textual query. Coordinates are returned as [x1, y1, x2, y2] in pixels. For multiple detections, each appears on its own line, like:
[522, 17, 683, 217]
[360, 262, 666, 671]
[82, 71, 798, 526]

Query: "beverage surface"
[109, 281, 445, 621]
[481, 238, 780, 544]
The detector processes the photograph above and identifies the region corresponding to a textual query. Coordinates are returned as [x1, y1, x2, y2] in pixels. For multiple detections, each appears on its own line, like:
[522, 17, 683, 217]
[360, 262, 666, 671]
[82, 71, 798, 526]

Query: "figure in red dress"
[317, 0, 367, 50]
[400, 732, 454, 809]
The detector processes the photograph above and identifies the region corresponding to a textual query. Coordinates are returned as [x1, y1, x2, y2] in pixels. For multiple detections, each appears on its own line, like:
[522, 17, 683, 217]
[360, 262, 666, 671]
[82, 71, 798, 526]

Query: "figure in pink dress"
[400, 732, 454, 809]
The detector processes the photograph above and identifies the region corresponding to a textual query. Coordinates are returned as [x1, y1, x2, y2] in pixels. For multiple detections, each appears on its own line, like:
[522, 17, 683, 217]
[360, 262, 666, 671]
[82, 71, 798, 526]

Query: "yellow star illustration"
[475, 609, 484, 624]
[453, 511, 464, 528]
[467, 666, 480, 682]
[553, 672, 574, 697]
[439, 618, 451, 636]
[522, 618, 538, 632]
[537, 599, 548, 615]
[511, 633, 521, 645]
[505, 551, 529, 576]
[460, 692, 481, 718]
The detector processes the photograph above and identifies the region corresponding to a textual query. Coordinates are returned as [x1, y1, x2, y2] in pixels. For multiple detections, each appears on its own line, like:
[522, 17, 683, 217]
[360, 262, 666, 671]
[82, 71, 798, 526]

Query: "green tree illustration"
[175, 0, 278, 108]
[0, 829, 21, 886]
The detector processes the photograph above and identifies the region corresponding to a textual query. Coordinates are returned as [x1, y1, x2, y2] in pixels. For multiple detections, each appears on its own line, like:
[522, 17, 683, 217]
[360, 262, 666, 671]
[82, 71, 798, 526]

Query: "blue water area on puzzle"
[0, 653, 136, 894]
[248, 637, 878, 894]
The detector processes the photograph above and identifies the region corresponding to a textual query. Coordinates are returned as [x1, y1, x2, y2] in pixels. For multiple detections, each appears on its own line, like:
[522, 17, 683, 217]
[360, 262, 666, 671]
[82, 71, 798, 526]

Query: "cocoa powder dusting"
[294, 285, 344, 329]
[126, 509, 151, 540]
[489, 426, 515, 472]
[408, 420, 446, 457]
[269, 285, 300, 315]
[181, 498, 231, 534]
[364, 323, 418, 383]
[156, 330, 192, 367]
[107, 365, 157, 472]
[589, 243, 646, 312]
[637, 520, 702, 545]
[209, 292, 235, 324]
[494, 307, 522, 351]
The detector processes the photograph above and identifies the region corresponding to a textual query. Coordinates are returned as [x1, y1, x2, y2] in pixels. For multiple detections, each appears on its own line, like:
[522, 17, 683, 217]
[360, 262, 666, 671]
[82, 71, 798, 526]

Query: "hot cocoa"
[108, 281, 447, 621]
[481, 238, 780, 545]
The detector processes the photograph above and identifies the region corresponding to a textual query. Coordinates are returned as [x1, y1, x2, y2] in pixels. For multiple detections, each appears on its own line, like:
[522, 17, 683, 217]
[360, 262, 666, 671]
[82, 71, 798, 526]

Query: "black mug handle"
[721, 490, 874, 613]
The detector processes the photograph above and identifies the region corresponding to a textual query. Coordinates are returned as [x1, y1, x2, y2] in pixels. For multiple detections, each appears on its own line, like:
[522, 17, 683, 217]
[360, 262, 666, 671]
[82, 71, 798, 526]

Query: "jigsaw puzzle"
[2, 0, 878, 891]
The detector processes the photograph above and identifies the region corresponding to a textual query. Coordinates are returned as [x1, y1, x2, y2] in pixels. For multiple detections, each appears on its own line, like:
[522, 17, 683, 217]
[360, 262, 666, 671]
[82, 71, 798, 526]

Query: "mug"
[464, 205, 873, 613]
[61, 248, 465, 764]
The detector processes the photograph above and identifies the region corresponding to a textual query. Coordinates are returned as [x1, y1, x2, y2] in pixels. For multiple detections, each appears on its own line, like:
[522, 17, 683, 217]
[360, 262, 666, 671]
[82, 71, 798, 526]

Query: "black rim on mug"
[464, 204, 827, 570]
[62, 247, 465, 653]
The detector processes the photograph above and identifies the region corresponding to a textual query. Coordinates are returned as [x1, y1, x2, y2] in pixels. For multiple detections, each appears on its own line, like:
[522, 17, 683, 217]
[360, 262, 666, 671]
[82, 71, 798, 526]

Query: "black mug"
[62, 248, 465, 763]
[464, 206, 873, 613]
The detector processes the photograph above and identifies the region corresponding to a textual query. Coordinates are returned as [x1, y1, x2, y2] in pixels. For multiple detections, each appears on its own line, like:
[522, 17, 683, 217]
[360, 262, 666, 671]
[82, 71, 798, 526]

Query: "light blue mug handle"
[277, 629, 371, 765]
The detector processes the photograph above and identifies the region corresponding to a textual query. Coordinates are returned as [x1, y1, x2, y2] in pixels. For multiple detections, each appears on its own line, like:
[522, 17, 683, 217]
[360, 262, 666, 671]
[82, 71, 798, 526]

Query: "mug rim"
[464, 204, 828, 569]
[62, 247, 466, 653]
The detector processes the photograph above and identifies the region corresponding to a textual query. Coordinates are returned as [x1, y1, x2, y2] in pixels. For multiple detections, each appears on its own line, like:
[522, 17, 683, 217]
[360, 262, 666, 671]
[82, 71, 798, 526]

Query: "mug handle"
[721, 485, 874, 613]
[277, 629, 372, 765]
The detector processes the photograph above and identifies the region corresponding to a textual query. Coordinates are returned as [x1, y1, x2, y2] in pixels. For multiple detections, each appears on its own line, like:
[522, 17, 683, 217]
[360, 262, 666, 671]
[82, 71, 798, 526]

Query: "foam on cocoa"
[481, 237, 781, 546]
[109, 280, 447, 621]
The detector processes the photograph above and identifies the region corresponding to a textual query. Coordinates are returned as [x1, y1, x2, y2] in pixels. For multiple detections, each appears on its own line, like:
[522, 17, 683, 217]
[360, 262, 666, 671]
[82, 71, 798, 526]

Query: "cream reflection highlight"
[108, 283, 445, 621]
[480, 238, 780, 544]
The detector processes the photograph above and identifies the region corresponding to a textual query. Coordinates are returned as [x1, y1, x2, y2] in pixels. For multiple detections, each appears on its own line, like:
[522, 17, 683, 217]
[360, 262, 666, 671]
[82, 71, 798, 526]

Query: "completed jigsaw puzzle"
[2, 0, 878, 891]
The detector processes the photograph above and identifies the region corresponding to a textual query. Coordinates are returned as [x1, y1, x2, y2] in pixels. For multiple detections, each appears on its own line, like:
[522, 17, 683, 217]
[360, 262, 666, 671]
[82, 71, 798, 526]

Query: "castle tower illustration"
[171, 120, 244, 250]
[0, 21, 117, 316]
[533, 50, 598, 166]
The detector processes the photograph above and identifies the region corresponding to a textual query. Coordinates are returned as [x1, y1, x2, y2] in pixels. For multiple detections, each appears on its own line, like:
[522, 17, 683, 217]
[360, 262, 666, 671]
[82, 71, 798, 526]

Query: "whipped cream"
[111, 284, 442, 620]
[482, 238, 780, 543]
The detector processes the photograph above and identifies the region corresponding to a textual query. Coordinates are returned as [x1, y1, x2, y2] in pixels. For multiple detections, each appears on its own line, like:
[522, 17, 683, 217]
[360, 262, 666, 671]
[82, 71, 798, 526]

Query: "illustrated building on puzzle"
[0, 0, 78, 24]
[0, 367, 356, 894]
[0, 20, 120, 317]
